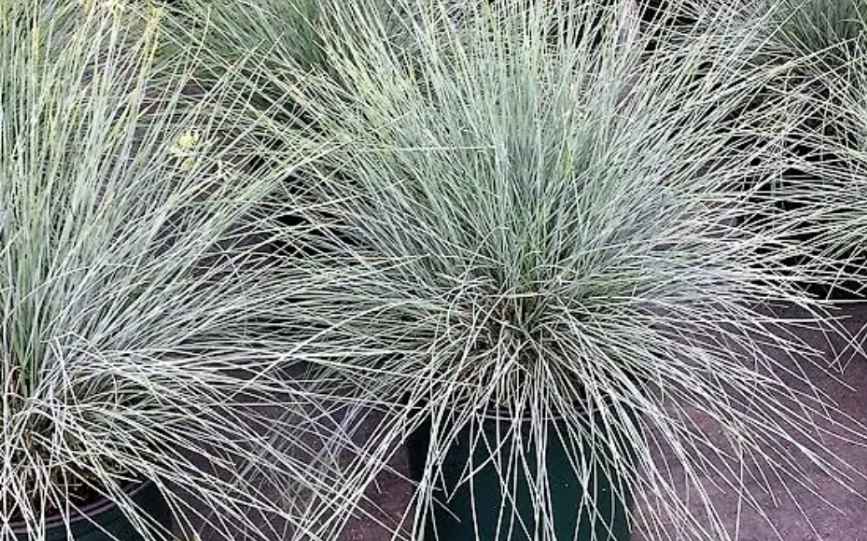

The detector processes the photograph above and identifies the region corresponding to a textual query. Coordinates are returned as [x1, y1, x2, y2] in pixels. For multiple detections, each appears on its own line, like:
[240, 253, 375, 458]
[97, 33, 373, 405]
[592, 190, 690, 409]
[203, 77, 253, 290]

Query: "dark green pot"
[11, 480, 172, 541]
[406, 410, 632, 541]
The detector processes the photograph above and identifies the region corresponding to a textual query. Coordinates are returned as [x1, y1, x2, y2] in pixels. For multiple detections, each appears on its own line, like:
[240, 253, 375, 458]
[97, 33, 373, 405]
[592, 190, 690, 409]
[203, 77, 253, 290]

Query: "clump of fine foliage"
[718, 0, 867, 297]
[0, 2, 349, 540]
[778, 35, 867, 298]
[157, 0, 472, 127]
[723, 0, 867, 140]
[756, 0, 867, 78]
[240, 0, 867, 539]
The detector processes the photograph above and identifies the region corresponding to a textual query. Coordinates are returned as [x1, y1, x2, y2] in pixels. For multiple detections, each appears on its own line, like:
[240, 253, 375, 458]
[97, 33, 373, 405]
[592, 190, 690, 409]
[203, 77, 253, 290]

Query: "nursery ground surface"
[177, 303, 867, 541]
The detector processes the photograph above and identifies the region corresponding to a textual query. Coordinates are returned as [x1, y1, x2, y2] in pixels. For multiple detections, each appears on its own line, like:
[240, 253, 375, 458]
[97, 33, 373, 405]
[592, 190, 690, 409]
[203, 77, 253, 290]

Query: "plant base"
[407, 411, 632, 541]
[12, 480, 171, 541]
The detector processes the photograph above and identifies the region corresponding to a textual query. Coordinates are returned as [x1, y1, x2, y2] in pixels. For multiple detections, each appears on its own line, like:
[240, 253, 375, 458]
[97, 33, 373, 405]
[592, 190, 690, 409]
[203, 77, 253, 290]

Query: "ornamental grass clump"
[157, 0, 470, 128]
[155, 0, 328, 128]
[257, 0, 867, 538]
[738, 0, 867, 161]
[755, 0, 867, 82]
[0, 3, 345, 540]
[154, 0, 477, 245]
[780, 42, 867, 300]
[717, 0, 867, 297]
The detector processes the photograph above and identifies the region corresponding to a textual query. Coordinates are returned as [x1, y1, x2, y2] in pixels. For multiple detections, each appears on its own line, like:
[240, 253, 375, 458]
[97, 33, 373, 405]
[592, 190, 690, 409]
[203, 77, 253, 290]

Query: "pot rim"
[9, 478, 153, 534]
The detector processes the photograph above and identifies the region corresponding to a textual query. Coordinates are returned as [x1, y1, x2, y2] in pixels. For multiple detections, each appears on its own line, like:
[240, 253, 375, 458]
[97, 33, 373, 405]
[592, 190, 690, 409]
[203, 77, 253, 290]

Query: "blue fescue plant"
[719, 0, 867, 141]
[243, 0, 867, 539]
[155, 0, 473, 129]
[756, 0, 867, 79]
[775, 35, 867, 299]
[709, 0, 867, 298]
[0, 2, 351, 540]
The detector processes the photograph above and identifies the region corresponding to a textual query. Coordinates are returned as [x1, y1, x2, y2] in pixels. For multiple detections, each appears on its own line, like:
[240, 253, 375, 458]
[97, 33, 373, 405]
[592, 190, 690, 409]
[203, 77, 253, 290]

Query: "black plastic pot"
[406, 409, 632, 541]
[11, 480, 172, 541]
